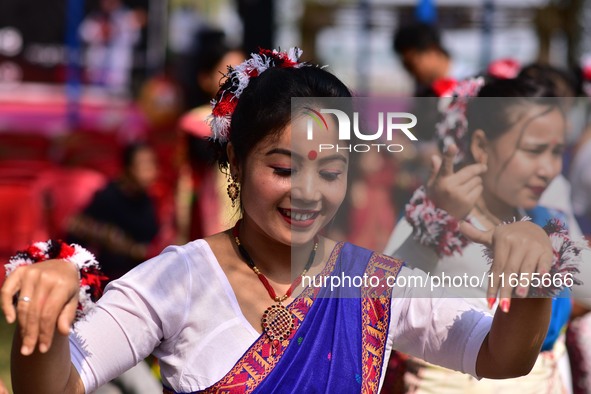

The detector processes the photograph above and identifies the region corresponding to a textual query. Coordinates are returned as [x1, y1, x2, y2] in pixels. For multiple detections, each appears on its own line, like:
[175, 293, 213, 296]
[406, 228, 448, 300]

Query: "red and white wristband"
[5, 240, 107, 321]
[405, 186, 470, 257]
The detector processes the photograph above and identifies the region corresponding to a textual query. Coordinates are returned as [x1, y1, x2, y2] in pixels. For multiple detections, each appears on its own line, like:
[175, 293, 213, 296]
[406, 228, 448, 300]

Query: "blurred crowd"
[2, 1, 591, 393]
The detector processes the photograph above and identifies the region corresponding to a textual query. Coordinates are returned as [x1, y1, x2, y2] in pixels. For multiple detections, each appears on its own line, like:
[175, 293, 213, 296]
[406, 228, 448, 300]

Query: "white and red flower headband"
[434, 58, 521, 165]
[208, 47, 308, 143]
[434, 76, 485, 165]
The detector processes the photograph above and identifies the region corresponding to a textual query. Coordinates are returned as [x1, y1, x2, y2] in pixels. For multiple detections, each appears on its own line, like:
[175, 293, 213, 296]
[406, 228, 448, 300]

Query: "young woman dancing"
[384, 74, 588, 393]
[2, 49, 564, 393]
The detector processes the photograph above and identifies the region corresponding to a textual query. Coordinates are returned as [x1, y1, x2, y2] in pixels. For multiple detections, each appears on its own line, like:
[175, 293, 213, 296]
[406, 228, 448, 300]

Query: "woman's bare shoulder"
[203, 230, 232, 250]
[203, 230, 237, 268]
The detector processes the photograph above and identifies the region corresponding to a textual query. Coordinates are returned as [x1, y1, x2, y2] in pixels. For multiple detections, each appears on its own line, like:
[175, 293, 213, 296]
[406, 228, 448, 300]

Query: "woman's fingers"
[514, 249, 540, 298]
[459, 221, 493, 246]
[38, 286, 75, 353]
[1, 260, 81, 355]
[426, 147, 484, 219]
[453, 178, 483, 210]
[1, 267, 24, 323]
[56, 298, 79, 336]
[497, 245, 525, 308]
[18, 268, 43, 355]
[487, 232, 510, 303]
[459, 174, 483, 190]
[464, 184, 483, 206]
[427, 154, 443, 186]
[487, 222, 554, 312]
[427, 144, 459, 186]
[438, 144, 458, 177]
[449, 163, 487, 186]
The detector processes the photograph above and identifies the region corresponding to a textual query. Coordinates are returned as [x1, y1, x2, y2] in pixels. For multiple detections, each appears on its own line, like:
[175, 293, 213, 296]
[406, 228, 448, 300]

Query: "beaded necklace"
[232, 220, 318, 354]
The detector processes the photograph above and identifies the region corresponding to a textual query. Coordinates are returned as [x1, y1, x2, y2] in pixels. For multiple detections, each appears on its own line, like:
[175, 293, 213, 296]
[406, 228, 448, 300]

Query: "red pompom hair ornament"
[431, 77, 458, 97]
[208, 47, 308, 143]
[487, 58, 521, 80]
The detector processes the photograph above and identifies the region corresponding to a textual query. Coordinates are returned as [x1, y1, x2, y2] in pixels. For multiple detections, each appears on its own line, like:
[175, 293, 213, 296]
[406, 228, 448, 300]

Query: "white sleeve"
[388, 266, 492, 378]
[70, 246, 192, 393]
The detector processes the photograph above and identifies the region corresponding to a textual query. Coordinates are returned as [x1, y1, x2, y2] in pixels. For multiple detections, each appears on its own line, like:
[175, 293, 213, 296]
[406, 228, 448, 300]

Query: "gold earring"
[227, 175, 240, 208]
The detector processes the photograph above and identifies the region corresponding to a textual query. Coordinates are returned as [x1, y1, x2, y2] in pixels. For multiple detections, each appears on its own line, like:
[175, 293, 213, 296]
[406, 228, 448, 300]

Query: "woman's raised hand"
[1, 260, 80, 355]
[426, 144, 487, 219]
[460, 220, 554, 311]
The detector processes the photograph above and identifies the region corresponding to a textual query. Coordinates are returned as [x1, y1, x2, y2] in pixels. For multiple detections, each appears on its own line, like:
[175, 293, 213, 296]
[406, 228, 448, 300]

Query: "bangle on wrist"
[405, 186, 470, 257]
[5, 240, 107, 321]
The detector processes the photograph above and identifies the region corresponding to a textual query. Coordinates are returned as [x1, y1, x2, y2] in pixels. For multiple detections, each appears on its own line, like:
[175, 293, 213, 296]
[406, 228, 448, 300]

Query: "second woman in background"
[384, 72, 588, 394]
[176, 29, 244, 242]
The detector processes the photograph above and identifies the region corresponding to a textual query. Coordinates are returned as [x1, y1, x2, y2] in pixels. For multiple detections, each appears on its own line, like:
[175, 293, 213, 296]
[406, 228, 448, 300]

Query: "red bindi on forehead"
[308, 150, 318, 160]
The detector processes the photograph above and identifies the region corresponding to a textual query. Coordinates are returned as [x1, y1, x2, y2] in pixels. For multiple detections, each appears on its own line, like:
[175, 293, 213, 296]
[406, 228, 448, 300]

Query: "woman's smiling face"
[235, 111, 348, 246]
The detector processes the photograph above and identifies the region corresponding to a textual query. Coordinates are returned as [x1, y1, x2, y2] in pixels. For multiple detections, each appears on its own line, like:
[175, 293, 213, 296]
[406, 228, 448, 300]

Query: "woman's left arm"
[475, 298, 551, 378]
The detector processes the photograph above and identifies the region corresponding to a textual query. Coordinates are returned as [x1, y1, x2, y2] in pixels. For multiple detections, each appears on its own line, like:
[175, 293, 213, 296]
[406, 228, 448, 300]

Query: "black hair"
[466, 74, 562, 143]
[393, 22, 448, 57]
[122, 142, 152, 171]
[185, 29, 241, 108]
[215, 66, 352, 171]
[517, 63, 577, 98]
[193, 30, 230, 75]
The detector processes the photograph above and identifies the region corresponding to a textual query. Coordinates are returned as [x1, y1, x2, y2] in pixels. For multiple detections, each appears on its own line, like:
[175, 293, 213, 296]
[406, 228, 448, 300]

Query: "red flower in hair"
[259, 48, 276, 58]
[212, 93, 237, 117]
[432, 78, 457, 97]
[487, 58, 520, 79]
[259, 48, 298, 68]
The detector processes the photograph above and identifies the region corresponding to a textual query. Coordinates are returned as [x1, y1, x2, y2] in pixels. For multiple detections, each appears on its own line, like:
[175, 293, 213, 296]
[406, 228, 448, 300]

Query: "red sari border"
[360, 253, 403, 394]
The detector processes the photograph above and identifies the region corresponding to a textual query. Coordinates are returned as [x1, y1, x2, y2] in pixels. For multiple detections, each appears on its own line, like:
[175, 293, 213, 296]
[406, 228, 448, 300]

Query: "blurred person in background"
[388, 22, 454, 224]
[534, 0, 584, 69]
[569, 74, 591, 238]
[67, 142, 161, 283]
[176, 29, 244, 242]
[384, 72, 591, 394]
[570, 126, 591, 235]
[564, 64, 591, 394]
[80, 0, 144, 95]
[393, 22, 474, 97]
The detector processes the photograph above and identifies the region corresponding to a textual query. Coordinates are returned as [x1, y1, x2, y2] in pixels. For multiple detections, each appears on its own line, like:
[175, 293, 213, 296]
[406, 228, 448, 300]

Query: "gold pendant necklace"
[232, 220, 318, 355]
